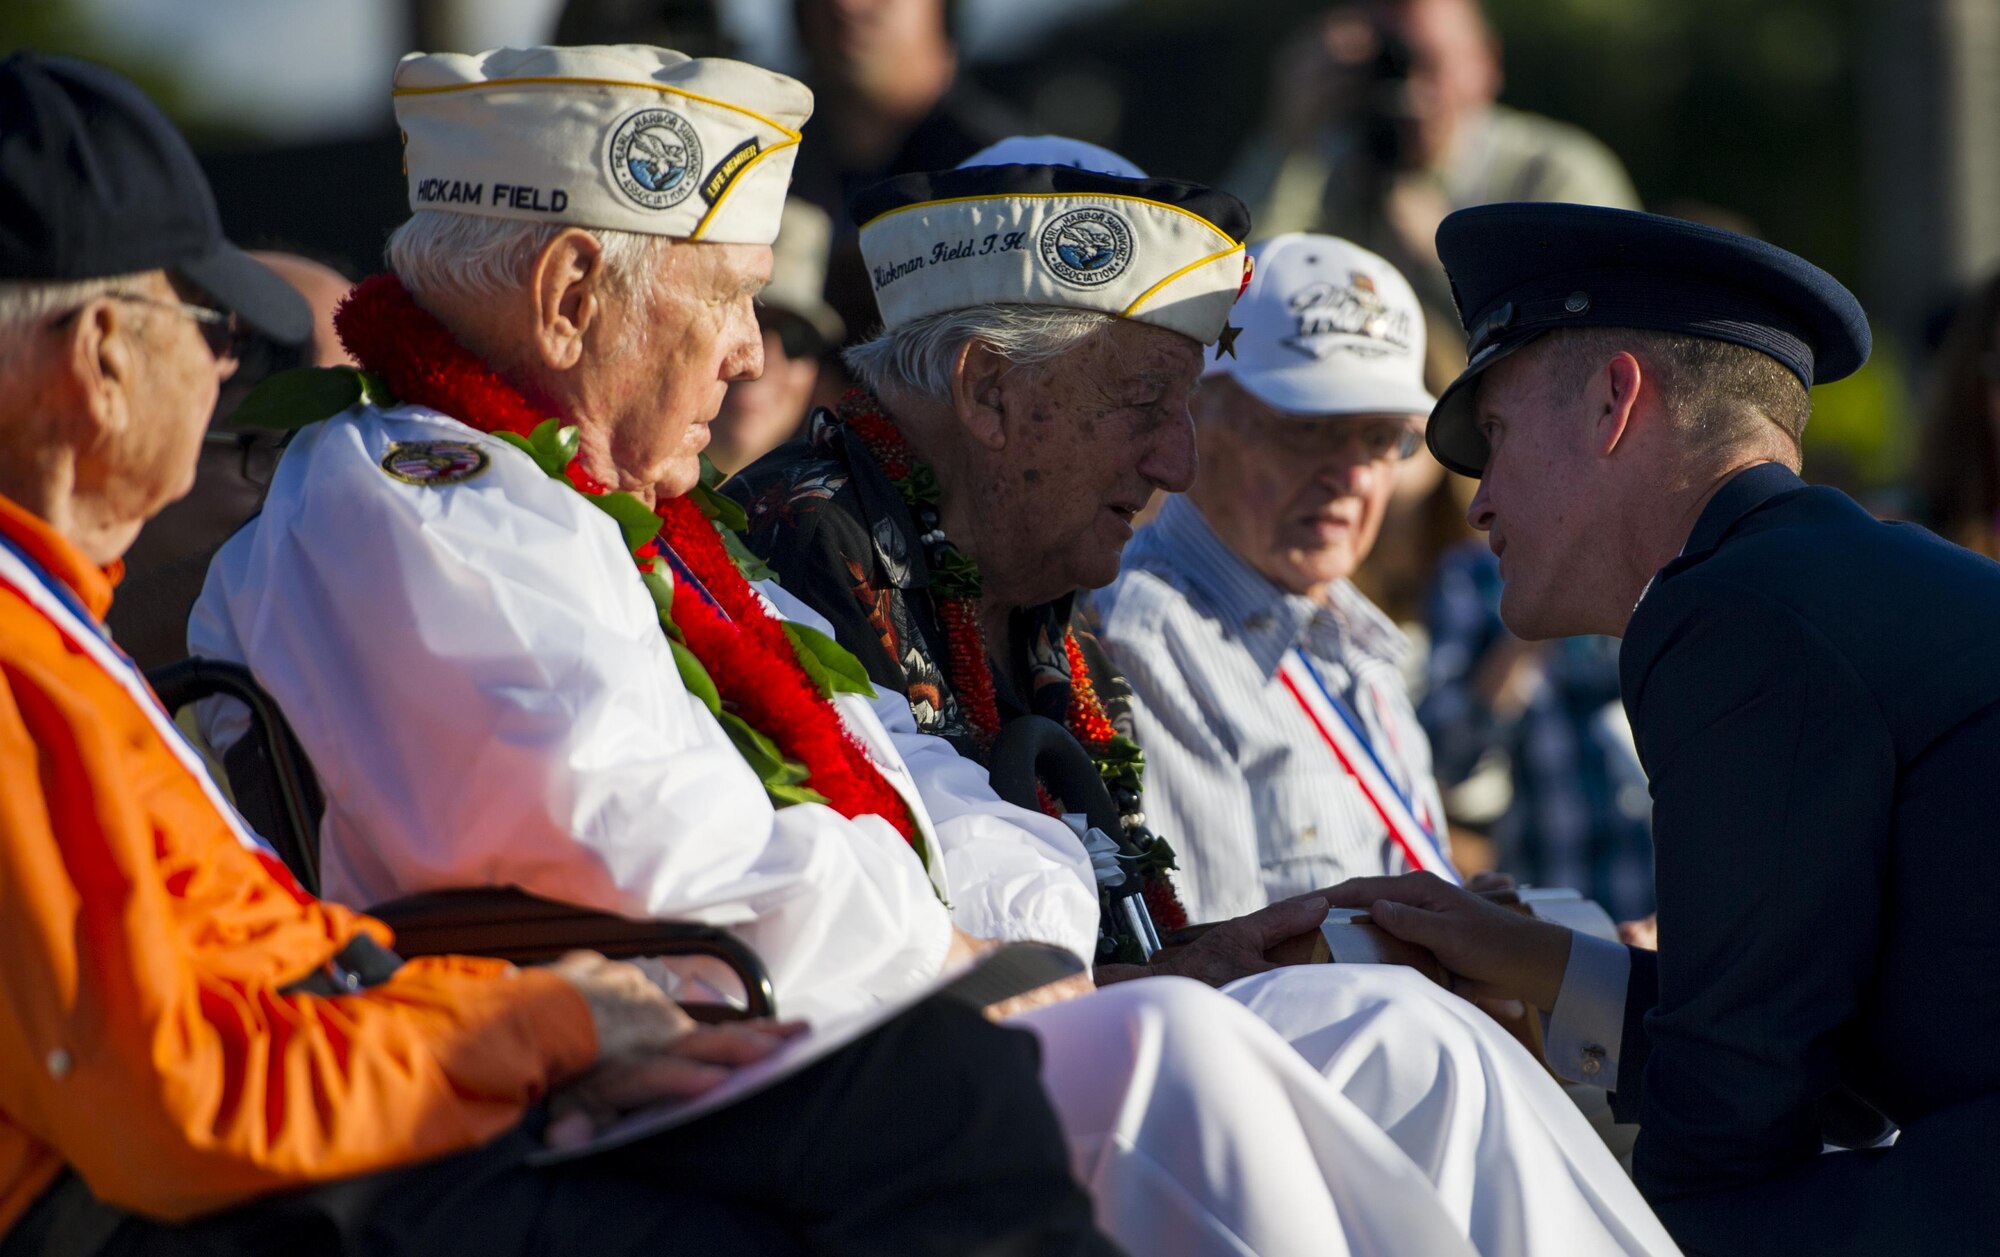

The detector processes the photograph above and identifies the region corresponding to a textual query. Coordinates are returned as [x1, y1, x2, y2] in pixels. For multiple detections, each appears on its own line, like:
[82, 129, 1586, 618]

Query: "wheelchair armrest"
[369, 887, 776, 1019]
[148, 657, 324, 895]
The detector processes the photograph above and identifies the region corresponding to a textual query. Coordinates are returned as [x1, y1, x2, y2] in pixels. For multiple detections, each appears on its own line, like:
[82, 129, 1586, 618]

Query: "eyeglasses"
[1248, 412, 1424, 463]
[52, 291, 244, 360]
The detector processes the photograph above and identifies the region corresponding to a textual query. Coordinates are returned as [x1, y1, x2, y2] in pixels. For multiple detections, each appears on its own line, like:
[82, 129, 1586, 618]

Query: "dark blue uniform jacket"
[1614, 463, 2000, 1254]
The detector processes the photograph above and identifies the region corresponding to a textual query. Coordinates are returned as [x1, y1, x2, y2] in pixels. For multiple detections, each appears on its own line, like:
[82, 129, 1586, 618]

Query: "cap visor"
[1230, 364, 1435, 421]
[1424, 335, 1536, 478]
[177, 243, 313, 346]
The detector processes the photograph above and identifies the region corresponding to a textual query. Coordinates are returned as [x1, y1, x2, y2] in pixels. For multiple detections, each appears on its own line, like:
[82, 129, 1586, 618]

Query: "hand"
[1147, 897, 1330, 988]
[1324, 873, 1572, 1008]
[1313, 868, 1513, 902]
[548, 950, 698, 1064]
[544, 1018, 807, 1149]
[1619, 914, 1658, 950]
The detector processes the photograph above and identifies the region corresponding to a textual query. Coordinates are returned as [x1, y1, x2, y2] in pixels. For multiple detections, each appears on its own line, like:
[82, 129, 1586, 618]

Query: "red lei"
[335, 275, 915, 841]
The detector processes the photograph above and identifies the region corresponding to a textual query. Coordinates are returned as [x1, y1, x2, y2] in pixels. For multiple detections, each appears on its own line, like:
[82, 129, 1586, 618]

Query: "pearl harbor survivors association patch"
[380, 440, 489, 486]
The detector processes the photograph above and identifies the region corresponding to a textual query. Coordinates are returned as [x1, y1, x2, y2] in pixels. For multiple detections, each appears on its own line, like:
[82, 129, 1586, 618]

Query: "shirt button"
[46, 1049, 71, 1079]
[1579, 1044, 1605, 1077]
[1244, 613, 1272, 632]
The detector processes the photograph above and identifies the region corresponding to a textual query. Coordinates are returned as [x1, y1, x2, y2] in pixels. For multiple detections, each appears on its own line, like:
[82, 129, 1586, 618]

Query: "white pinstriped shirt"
[1093, 496, 1449, 923]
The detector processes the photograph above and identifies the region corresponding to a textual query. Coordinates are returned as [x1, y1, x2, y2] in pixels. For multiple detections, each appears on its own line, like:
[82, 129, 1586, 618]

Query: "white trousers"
[1016, 969, 1681, 1257]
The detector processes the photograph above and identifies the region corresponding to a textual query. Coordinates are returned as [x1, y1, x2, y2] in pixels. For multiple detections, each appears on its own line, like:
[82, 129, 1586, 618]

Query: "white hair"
[0, 275, 149, 329]
[386, 211, 675, 351]
[843, 304, 1114, 402]
[0, 273, 150, 371]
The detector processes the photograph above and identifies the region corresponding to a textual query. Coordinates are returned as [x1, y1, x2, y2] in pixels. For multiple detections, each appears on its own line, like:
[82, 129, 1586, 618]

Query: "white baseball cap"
[1208, 232, 1436, 418]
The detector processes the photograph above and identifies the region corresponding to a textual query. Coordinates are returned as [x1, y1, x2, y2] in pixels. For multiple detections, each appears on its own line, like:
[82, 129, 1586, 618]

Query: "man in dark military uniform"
[1330, 203, 2000, 1255]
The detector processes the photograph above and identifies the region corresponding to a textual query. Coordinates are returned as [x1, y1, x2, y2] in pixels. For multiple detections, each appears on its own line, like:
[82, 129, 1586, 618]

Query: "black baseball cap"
[0, 52, 310, 345]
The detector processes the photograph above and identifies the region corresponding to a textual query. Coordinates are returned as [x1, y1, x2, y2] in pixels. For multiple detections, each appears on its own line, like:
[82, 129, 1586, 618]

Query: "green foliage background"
[1481, 0, 1901, 489]
[1484, 0, 1858, 280]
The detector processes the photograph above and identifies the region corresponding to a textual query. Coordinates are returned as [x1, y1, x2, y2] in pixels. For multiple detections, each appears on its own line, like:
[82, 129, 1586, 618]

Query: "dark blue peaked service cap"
[1425, 202, 1871, 478]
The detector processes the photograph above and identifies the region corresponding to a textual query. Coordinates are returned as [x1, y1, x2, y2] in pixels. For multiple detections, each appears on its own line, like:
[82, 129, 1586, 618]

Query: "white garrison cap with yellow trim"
[851, 162, 1252, 345]
[393, 44, 811, 246]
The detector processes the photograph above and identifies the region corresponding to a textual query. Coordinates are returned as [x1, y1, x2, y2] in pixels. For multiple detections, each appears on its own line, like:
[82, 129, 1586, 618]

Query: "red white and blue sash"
[0, 533, 289, 871]
[1276, 647, 1460, 884]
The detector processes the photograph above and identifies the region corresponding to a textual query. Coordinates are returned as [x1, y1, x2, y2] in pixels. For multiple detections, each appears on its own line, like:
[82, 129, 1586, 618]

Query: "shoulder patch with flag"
[380, 439, 489, 486]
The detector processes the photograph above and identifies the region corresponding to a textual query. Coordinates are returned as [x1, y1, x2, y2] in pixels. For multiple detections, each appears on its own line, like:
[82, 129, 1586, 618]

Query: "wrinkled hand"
[1147, 897, 1330, 988]
[544, 1018, 807, 1149]
[548, 950, 699, 1063]
[1324, 873, 1572, 1009]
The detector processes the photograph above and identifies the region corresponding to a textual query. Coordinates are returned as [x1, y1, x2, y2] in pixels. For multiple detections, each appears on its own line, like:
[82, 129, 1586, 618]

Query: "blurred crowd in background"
[12, 0, 1999, 920]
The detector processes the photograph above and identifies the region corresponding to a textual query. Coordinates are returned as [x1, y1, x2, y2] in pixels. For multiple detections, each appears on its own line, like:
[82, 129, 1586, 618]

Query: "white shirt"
[189, 402, 1099, 1020]
[1546, 932, 1635, 1086]
[1093, 496, 1449, 922]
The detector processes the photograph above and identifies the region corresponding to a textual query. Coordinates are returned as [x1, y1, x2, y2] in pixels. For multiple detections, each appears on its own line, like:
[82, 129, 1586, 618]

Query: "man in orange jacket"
[0, 53, 1115, 1257]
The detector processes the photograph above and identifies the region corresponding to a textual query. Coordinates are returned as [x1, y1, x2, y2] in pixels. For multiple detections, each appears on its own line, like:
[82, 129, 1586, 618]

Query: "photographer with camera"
[1227, 0, 1637, 328]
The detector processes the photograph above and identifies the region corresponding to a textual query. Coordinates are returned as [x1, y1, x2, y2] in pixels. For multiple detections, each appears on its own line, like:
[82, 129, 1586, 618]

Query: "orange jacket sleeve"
[0, 620, 599, 1227]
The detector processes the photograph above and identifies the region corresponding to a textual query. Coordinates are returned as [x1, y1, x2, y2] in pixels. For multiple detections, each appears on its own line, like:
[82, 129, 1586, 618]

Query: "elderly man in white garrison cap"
[1095, 233, 1454, 923]
[190, 53, 1677, 1256]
